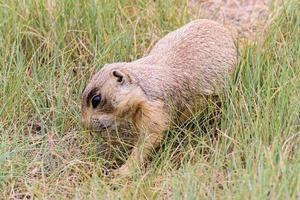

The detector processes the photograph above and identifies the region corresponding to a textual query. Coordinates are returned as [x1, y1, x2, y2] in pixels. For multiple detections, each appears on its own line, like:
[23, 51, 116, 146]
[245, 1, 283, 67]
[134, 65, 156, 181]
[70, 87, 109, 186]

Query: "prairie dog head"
[81, 63, 146, 132]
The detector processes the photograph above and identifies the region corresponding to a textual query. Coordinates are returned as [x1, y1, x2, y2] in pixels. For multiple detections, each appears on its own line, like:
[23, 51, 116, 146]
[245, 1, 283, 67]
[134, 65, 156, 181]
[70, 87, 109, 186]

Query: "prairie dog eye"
[91, 95, 101, 108]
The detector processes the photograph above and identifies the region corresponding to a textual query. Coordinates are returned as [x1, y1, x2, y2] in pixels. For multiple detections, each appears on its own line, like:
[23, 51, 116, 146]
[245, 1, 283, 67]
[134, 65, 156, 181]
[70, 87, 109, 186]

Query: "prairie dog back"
[130, 19, 237, 107]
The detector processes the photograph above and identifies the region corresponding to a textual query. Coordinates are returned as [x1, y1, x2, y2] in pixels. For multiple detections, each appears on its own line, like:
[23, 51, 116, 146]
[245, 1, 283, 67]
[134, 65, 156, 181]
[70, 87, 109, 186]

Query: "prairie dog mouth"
[90, 118, 116, 131]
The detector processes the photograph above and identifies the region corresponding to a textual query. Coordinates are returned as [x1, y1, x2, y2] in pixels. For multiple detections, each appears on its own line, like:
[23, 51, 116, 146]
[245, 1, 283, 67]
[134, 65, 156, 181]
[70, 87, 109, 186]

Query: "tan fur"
[81, 19, 237, 176]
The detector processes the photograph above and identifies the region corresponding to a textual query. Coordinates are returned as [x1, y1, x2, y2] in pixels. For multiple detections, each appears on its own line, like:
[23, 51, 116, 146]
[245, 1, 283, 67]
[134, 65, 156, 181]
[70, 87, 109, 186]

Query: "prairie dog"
[81, 19, 237, 175]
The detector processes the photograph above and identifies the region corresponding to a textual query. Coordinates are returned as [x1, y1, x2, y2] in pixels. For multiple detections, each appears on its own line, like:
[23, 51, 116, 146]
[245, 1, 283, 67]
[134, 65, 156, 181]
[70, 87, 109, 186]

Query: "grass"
[0, 0, 300, 199]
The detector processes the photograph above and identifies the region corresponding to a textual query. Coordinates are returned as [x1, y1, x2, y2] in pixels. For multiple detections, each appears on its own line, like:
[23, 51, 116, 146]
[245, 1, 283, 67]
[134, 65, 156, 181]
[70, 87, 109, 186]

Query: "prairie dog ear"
[111, 69, 132, 84]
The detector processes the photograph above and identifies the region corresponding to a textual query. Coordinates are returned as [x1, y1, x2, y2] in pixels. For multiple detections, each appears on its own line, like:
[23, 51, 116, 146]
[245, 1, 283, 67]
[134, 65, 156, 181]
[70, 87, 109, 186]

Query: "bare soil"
[189, 0, 272, 40]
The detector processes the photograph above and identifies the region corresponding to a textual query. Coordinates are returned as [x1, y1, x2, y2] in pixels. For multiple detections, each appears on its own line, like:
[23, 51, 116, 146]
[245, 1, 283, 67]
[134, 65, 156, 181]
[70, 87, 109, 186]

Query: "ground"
[0, 0, 299, 199]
